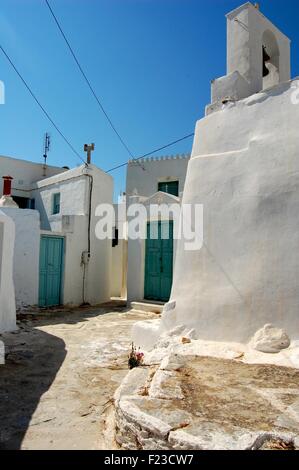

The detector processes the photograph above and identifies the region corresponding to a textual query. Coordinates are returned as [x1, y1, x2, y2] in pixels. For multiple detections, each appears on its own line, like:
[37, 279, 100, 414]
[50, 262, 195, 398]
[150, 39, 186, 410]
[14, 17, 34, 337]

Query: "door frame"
[39, 234, 65, 307]
[144, 220, 174, 302]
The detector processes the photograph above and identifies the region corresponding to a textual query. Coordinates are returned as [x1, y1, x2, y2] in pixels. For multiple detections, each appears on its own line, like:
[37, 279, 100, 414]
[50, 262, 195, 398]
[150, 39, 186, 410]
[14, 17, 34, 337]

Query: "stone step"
[130, 301, 164, 314]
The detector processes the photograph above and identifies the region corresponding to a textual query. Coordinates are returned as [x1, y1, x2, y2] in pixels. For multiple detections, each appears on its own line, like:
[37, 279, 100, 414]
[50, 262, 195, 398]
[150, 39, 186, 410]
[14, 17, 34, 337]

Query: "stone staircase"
[130, 301, 164, 314]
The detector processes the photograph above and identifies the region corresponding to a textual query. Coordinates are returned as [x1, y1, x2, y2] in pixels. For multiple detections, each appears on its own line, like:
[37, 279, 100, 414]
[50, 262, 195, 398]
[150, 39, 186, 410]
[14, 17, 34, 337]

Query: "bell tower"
[209, 2, 291, 112]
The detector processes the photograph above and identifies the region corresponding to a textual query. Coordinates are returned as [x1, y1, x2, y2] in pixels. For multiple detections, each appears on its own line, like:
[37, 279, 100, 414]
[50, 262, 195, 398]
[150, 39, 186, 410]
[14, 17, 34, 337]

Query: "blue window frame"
[52, 193, 61, 215]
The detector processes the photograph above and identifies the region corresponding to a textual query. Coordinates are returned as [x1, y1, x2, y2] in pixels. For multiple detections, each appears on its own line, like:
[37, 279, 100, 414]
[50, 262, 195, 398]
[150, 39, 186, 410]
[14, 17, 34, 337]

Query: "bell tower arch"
[262, 30, 280, 89]
[209, 2, 291, 113]
[226, 2, 290, 95]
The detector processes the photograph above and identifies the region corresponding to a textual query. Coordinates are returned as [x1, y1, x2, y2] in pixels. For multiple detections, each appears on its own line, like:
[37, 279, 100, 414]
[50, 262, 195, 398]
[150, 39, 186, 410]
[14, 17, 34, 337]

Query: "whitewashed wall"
[162, 79, 299, 343]
[0, 210, 16, 332]
[0, 208, 40, 308]
[34, 166, 88, 231]
[126, 155, 190, 198]
[0, 161, 113, 309]
[110, 201, 127, 298]
[0, 154, 65, 198]
[126, 156, 189, 303]
[87, 165, 113, 304]
[35, 165, 113, 306]
[59, 216, 88, 306]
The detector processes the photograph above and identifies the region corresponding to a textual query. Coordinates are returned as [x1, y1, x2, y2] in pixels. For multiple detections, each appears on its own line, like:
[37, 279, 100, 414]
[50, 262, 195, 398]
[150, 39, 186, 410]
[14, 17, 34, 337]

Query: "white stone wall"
[0, 208, 40, 309]
[0, 210, 16, 332]
[162, 80, 299, 343]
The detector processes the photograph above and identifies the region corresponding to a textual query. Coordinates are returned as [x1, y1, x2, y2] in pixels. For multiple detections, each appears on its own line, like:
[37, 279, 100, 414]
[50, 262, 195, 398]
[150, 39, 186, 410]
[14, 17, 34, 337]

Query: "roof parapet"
[128, 153, 190, 164]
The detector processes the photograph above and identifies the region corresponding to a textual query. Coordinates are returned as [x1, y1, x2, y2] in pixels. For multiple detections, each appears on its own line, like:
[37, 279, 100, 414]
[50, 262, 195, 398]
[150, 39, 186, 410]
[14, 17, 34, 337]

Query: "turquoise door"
[39, 236, 64, 307]
[144, 221, 173, 302]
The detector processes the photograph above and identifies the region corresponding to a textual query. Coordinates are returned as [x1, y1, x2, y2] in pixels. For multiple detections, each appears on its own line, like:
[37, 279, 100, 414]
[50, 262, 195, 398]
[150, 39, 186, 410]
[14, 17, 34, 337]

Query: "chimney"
[2, 176, 13, 196]
[84, 143, 95, 165]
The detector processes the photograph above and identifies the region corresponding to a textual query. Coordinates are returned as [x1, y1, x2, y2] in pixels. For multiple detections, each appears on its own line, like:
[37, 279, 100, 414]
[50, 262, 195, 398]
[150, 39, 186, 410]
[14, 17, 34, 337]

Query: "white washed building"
[0, 154, 66, 208]
[126, 154, 190, 303]
[0, 155, 113, 309]
[152, 2, 299, 346]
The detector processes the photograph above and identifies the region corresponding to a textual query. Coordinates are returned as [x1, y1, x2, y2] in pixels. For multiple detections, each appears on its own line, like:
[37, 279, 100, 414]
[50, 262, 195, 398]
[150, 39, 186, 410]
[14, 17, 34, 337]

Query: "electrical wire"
[0, 44, 85, 165]
[1, 41, 194, 175]
[44, 1, 194, 173]
[106, 132, 194, 173]
[45, 0, 135, 159]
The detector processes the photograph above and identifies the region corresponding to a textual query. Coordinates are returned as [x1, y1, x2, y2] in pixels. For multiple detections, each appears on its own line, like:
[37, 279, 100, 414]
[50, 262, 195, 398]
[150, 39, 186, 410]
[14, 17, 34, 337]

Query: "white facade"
[126, 155, 190, 303]
[159, 3, 299, 344]
[0, 155, 113, 308]
[0, 208, 40, 309]
[0, 155, 63, 309]
[126, 154, 190, 199]
[0, 154, 66, 203]
[34, 164, 113, 306]
[0, 210, 16, 332]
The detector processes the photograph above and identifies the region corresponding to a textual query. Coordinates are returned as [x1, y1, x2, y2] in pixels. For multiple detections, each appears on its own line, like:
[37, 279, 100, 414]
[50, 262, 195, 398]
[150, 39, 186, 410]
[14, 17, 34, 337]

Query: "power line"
[45, 0, 134, 159]
[106, 132, 194, 173]
[0, 41, 194, 175]
[1, 37, 194, 175]
[0, 44, 85, 164]
[44, 1, 193, 174]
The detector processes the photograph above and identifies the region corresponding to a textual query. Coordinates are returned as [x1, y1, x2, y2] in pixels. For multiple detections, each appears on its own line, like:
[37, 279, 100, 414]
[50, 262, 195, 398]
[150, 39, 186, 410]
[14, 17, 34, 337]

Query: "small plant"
[128, 342, 144, 369]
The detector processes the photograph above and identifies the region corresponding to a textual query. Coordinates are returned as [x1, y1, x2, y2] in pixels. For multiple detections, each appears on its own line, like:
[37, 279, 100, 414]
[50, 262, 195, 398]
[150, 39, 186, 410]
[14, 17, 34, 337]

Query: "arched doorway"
[262, 30, 280, 90]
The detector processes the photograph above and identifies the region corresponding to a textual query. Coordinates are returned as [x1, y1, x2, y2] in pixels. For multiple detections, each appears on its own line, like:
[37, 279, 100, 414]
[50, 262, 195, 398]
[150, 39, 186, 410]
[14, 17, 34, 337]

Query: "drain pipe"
[81, 169, 93, 306]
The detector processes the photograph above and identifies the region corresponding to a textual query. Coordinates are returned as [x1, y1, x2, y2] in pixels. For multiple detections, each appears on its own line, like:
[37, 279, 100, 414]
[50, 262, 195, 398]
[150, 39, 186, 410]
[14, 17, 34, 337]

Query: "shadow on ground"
[17, 300, 129, 328]
[0, 328, 66, 449]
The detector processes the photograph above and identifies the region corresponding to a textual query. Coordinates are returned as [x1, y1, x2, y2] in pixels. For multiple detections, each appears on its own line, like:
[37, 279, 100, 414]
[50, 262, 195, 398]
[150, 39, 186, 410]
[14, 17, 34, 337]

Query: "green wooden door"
[39, 236, 64, 307]
[144, 221, 173, 302]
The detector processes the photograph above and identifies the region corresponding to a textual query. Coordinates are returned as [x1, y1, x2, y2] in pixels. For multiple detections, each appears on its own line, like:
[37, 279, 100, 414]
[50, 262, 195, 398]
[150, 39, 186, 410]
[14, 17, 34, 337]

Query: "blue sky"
[1, 0, 299, 199]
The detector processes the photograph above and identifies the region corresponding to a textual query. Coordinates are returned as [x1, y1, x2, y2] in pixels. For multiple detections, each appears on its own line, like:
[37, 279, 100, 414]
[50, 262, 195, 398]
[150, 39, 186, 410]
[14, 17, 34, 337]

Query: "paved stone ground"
[0, 304, 155, 450]
[115, 353, 299, 450]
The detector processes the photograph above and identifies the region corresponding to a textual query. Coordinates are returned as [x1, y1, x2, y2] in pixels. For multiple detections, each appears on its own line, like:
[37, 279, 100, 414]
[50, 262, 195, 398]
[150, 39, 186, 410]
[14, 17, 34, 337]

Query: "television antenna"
[43, 132, 51, 176]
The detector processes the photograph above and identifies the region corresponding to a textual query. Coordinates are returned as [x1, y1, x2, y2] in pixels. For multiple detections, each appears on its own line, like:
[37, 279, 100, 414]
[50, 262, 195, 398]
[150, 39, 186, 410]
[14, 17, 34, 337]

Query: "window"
[158, 181, 179, 197]
[52, 193, 61, 215]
